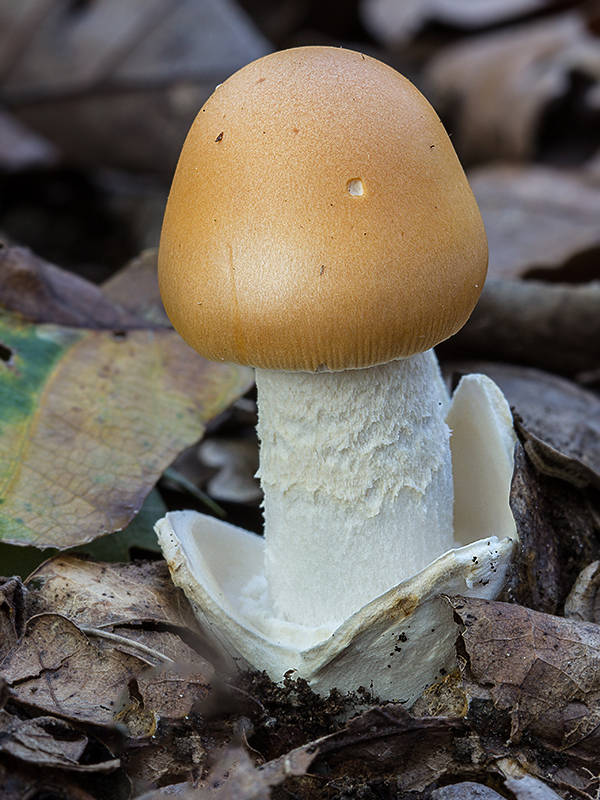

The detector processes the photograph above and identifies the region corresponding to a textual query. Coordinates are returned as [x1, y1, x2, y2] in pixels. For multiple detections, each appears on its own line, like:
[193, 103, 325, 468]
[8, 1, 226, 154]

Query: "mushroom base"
[156, 372, 518, 704]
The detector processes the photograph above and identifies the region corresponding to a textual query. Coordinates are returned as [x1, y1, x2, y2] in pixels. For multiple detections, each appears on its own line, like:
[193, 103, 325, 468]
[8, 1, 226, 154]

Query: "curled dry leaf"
[0, 710, 120, 772]
[504, 442, 600, 613]
[564, 561, 600, 624]
[0, 311, 253, 548]
[0, 758, 115, 800]
[450, 596, 600, 756]
[0, 0, 269, 175]
[0, 244, 140, 328]
[443, 278, 600, 378]
[468, 166, 600, 282]
[425, 13, 600, 163]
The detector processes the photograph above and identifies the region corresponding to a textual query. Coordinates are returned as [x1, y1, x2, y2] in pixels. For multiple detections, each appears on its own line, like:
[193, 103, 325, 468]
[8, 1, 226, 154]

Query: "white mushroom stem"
[255, 349, 454, 627]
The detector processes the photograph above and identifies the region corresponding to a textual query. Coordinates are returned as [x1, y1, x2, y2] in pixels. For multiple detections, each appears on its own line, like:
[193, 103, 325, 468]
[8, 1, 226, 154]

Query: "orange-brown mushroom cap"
[159, 46, 487, 371]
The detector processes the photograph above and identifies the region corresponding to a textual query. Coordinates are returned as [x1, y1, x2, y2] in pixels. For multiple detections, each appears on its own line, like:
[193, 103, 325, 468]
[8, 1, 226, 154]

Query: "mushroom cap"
[159, 46, 487, 371]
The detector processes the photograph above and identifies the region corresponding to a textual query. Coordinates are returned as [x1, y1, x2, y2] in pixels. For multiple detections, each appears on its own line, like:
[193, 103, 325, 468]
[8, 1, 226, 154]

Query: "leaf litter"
[0, 245, 254, 550]
[425, 11, 600, 164]
[1, 6, 599, 798]
[1, 549, 600, 797]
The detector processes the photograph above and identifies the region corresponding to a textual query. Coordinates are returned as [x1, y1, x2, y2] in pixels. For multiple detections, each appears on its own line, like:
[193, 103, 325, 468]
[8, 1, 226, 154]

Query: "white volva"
[155, 372, 518, 704]
[255, 350, 454, 625]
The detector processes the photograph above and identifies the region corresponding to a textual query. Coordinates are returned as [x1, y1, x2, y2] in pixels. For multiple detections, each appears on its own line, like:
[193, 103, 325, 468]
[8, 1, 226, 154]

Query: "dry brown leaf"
[504, 442, 600, 614]
[135, 666, 211, 720]
[0, 758, 102, 800]
[0, 576, 26, 661]
[450, 596, 600, 755]
[0, 612, 148, 726]
[564, 561, 600, 624]
[102, 248, 168, 327]
[267, 705, 464, 794]
[124, 734, 206, 793]
[24, 556, 216, 728]
[0, 0, 269, 175]
[26, 557, 198, 630]
[442, 278, 600, 378]
[0, 311, 253, 548]
[425, 13, 600, 163]
[0, 243, 141, 328]
[0, 710, 120, 772]
[468, 166, 600, 281]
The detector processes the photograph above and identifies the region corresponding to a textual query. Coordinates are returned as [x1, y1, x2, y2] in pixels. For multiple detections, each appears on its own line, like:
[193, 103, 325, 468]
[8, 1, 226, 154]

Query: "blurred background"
[0, 0, 599, 532]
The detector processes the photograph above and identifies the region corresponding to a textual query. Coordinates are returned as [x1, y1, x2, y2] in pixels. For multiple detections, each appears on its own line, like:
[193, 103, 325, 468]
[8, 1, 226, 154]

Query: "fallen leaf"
[468, 166, 600, 282]
[0, 0, 269, 175]
[0, 109, 56, 171]
[135, 665, 211, 720]
[0, 758, 100, 800]
[441, 278, 600, 378]
[564, 561, 600, 624]
[0, 576, 26, 661]
[361, 0, 555, 47]
[449, 361, 600, 489]
[0, 710, 120, 772]
[450, 596, 600, 756]
[0, 243, 141, 327]
[425, 12, 600, 163]
[504, 442, 600, 613]
[0, 487, 165, 579]
[197, 744, 309, 799]
[26, 557, 200, 631]
[20, 556, 216, 742]
[102, 248, 168, 327]
[0, 311, 253, 548]
[124, 731, 207, 792]
[0, 612, 148, 726]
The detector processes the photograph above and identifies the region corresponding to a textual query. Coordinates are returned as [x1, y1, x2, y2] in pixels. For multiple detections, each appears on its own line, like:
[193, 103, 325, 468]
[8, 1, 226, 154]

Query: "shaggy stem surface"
[255, 350, 454, 627]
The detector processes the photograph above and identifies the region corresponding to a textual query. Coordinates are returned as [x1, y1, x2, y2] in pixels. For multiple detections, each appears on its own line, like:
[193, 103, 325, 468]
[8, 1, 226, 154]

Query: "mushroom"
[156, 46, 517, 701]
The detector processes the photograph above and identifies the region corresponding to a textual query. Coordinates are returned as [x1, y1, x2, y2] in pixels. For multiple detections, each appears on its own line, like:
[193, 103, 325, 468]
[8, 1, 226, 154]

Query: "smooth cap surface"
[159, 46, 487, 371]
